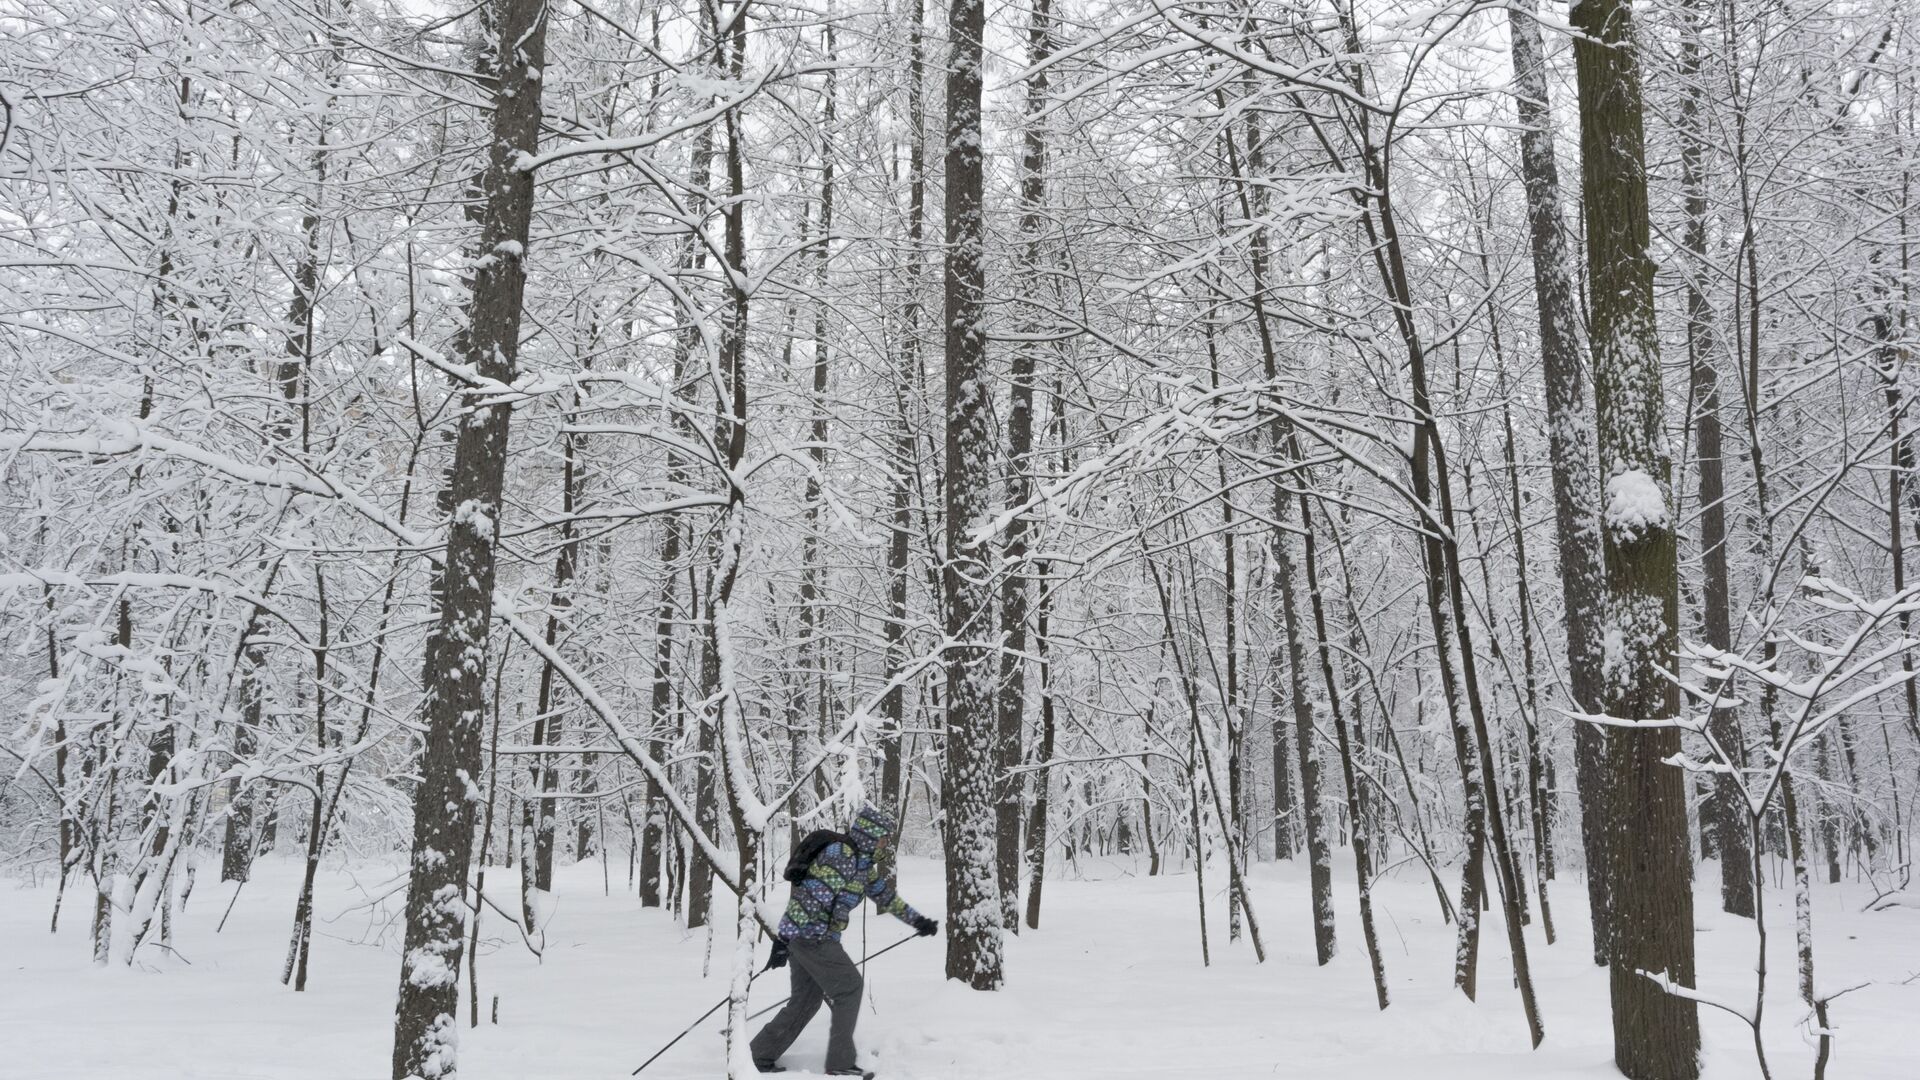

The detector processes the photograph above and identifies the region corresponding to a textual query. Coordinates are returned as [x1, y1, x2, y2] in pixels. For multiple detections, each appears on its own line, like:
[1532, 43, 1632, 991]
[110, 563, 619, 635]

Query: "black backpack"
[783, 828, 853, 883]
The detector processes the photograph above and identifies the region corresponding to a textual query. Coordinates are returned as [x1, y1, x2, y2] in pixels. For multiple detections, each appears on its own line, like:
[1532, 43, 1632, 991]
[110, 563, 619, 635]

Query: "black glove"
[765, 939, 790, 970]
[910, 915, 938, 937]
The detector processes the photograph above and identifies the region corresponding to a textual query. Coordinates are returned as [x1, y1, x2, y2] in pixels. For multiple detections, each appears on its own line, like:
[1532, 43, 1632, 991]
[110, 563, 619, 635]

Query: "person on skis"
[751, 804, 937, 1077]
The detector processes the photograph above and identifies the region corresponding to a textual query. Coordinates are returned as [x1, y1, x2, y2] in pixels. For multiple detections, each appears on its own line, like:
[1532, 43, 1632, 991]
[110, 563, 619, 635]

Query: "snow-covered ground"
[3, 854, 1914, 1079]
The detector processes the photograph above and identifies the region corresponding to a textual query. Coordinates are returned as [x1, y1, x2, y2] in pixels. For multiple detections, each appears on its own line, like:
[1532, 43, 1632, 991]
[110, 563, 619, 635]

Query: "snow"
[452, 498, 495, 537]
[3, 854, 1915, 1078]
[1604, 469, 1666, 533]
[405, 946, 459, 989]
[525, 886, 556, 932]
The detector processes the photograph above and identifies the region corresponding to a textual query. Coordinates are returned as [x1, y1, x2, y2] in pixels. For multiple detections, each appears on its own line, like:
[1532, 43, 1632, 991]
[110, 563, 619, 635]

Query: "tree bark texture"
[942, 0, 1006, 988]
[390, 1, 546, 1075]
[1570, 0, 1704, 1072]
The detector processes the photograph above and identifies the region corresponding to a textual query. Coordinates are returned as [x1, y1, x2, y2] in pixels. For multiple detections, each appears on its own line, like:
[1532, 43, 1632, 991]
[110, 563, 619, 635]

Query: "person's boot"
[824, 1069, 873, 1079]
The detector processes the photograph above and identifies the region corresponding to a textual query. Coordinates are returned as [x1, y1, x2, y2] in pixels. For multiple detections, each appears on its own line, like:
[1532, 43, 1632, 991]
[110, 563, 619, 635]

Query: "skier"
[751, 804, 938, 1077]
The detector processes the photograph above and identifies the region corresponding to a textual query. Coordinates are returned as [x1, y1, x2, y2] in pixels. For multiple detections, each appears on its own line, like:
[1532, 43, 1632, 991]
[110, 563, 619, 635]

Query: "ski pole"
[630, 933, 922, 1075]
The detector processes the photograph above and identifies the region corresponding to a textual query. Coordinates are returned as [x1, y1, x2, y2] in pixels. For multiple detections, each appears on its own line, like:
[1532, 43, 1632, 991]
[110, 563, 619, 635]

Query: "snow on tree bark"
[1569, 0, 1704, 1072]
[390, 1, 546, 1075]
[942, 0, 1006, 989]
[1506, 0, 1615, 961]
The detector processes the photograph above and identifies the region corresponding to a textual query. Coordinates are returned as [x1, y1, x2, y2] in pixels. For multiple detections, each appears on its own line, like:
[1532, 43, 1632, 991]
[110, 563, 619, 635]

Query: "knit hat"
[848, 804, 897, 855]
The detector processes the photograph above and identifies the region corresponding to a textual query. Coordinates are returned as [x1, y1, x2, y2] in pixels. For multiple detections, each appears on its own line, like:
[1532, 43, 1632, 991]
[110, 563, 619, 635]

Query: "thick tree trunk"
[390, 0, 545, 1074]
[996, 0, 1054, 932]
[1273, 462, 1332, 967]
[711, 18, 765, 1068]
[1569, 0, 1703, 1072]
[687, 53, 736, 925]
[942, 0, 1005, 987]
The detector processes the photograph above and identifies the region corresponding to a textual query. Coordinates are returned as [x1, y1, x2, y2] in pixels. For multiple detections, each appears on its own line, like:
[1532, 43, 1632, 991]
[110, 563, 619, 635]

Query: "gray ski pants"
[749, 938, 864, 1072]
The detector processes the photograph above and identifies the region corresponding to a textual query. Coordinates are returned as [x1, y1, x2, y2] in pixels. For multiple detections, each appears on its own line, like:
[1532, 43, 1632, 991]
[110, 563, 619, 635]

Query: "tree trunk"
[1271, 683, 1297, 860]
[996, 0, 1054, 933]
[1023, 557, 1058, 929]
[1024, 385, 1070, 929]
[1569, 0, 1703, 1071]
[1496, 358, 1556, 940]
[1507, 0, 1613, 965]
[1324, 17, 1539, 1027]
[1300, 499, 1387, 1007]
[688, 603, 719, 929]
[525, 394, 582, 901]
[390, 0, 545, 1074]
[1231, 109, 1334, 964]
[640, 122, 715, 910]
[797, 23, 836, 841]
[47, 574, 73, 932]
[942, 0, 1005, 987]
[687, 41, 737, 924]
[1202, 291, 1247, 931]
[881, 0, 928, 812]
[1674, 0, 1755, 920]
[641, 510, 676, 909]
[221, 656, 261, 883]
[284, 566, 331, 991]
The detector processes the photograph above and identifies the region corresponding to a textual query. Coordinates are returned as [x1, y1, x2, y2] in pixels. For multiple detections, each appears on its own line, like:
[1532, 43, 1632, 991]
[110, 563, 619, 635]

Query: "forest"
[1, 0, 1917, 1077]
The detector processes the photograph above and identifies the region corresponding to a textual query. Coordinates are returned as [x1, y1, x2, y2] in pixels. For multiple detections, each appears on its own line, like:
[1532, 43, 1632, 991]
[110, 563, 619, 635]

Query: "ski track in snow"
[2, 855, 1915, 1079]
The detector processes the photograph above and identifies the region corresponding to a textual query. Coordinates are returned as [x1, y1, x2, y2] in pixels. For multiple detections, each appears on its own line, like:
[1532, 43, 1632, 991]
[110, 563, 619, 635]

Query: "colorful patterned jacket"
[777, 805, 924, 943]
